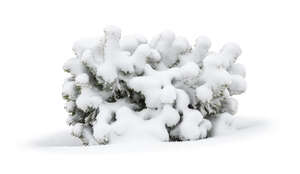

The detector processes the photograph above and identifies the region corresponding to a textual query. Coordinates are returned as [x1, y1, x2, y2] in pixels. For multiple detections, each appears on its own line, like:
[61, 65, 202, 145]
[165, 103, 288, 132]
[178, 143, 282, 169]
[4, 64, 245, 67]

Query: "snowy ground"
[31, 116, 269, 152]
[14, 115, 282, 174]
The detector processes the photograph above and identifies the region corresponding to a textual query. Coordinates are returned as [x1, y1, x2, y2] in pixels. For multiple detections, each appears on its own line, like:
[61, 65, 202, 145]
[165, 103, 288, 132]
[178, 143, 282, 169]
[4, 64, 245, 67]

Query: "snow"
[62, 80, 77, 100]
[201, 67, 232, 90]
[131, 44, 161, 74]
[62, 26, 247, 145]
[196, 85, 213, 103]
[150, 30, 190, 67]
[64, 101, 75, 113]
[160, 104, 180, 127]
[120, 34, 147, 54]
[210, 113, 241, 136]
[63, 57, 87, 75]
[160, 85, 177, 103]
[93, 105, 178, 143]
[220, 42, 242, 59]
[27, 115, 273, 174]
[71, 123, 84, 137]
[171, 109, 211, 140]
[179, 36, 211, 66]
[221, 97, 238, 115]
[128, 63, 199, 108]
[75, 73, 89, 86]
[229, 63, 246, 77]
[179, 62, 200, 78]
[195, 36, 211, 52]
[175, 89, 190, 111]
[32, 115, 268, 147]
[71, 26, 162, 84]
[229, 74, 247, 95]
[76, 87, 102, 112]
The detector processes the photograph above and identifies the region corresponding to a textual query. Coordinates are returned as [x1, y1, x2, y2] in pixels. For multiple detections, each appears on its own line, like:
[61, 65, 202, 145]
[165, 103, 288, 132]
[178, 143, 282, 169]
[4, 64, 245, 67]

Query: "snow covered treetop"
[62, 26, 247, 145]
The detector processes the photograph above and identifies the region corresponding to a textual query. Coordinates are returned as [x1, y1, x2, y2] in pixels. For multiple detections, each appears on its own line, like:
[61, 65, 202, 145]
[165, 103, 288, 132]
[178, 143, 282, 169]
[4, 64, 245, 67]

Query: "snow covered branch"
[62, 26, 247, 145]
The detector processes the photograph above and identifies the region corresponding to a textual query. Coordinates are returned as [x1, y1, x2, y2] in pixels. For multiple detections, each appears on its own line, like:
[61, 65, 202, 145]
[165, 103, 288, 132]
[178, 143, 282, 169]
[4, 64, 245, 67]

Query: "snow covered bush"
[62, 26, 247, 145]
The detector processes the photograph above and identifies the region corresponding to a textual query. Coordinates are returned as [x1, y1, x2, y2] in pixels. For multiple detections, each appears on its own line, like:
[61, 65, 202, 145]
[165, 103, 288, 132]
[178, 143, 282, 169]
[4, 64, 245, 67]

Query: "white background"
[0, 0, 299, 173]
